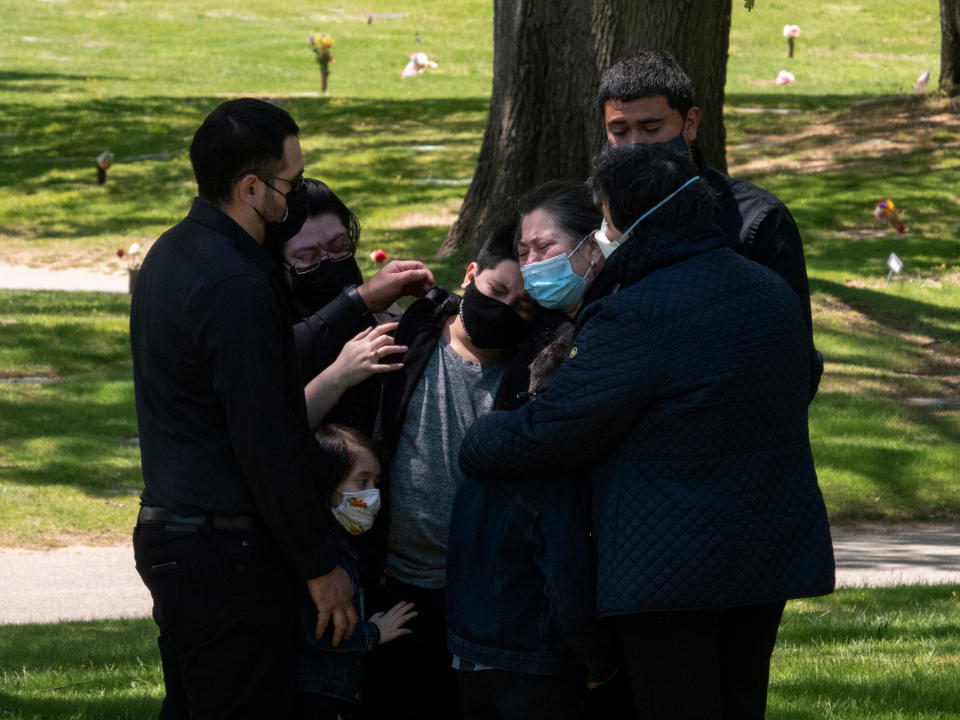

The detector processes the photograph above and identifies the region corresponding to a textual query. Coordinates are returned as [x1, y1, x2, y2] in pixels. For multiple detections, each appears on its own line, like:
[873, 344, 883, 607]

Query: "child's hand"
[369, 601, 417, 644]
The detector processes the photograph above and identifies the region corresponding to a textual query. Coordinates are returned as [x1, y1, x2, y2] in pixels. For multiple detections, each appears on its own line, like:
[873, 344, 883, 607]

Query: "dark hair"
[475, 222, 519, 272]
[189, 98, 299, 205]
[300, 178, 361, 252]
[597, 50, 695, 118]
[516, 180, 602, 249]
[313, 424, 379, 505]
[589, 144, 714, 234]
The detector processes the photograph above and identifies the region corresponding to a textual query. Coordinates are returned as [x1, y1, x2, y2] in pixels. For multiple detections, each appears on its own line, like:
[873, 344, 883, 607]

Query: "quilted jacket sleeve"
[460, 294, 656, 481]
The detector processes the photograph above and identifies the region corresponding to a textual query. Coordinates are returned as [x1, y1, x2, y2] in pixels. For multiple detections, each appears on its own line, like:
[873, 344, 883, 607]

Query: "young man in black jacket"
[596, 49, 823, 399]
[363, 226, 538, 719]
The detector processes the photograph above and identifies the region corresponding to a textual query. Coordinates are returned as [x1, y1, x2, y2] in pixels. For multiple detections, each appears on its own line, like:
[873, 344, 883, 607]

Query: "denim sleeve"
[460, 295, 656, 481]
[533, 485, 618, 681]
[304, 619, 381, 655]
[293, 285, 372, 382]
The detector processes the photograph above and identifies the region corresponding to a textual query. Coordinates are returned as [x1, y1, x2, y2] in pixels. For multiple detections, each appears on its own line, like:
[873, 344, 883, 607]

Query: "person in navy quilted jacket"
[459, 143, 835, 720]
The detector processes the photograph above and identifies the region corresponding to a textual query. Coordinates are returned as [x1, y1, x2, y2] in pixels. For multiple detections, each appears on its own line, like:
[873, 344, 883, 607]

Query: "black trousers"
[457, 669, 585, 720]
[133, 524, 300, 719]
[357, 576, 461, 720]
[616, 601, 786, 720]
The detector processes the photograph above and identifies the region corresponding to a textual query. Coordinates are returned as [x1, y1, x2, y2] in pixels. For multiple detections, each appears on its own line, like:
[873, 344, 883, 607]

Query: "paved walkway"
[0, 263, 127, 293]
[1, 524, 958, 625]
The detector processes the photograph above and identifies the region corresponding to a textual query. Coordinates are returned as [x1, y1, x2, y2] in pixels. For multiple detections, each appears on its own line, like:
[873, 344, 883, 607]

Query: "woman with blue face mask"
[517, 181, 606, 318]
[489, 181, 605, 413]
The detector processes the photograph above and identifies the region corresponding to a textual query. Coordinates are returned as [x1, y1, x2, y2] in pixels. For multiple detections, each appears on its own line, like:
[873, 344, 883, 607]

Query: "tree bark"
[440, 0, 731, 256]
[940, 0, 960, 96]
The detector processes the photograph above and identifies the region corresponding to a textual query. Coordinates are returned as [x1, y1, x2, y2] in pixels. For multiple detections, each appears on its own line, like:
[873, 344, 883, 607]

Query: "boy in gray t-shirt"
[366, 225, 538, 719]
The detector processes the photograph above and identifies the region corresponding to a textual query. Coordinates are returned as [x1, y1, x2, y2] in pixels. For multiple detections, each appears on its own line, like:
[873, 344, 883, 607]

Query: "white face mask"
[599, 175, 701, 258]
[594, 219, 619, 259]
[331, 488, 381, 535]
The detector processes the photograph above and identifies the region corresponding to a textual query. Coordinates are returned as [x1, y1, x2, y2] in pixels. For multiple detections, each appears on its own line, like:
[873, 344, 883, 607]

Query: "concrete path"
[0, 263, 127, 293]
[1, 524, 958, 625]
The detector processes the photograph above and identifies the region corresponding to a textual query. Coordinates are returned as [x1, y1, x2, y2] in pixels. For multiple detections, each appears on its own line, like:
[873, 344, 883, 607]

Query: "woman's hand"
[369, 601, 417, 644]
[304, 322, 407, 429]
[328, 322, 407, 389]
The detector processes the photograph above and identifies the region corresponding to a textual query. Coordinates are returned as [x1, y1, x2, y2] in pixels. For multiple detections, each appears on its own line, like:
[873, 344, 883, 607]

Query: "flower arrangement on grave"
[783, 24, 800, 58]
[118, 242, 145, 293]
[401, 52, 438, 78]
[117, 242, 143, 271]
[873, 199, 905, 233]
[309, 33, 335, 92]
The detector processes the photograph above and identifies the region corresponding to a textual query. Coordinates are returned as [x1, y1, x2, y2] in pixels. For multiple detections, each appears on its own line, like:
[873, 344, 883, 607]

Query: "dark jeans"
[458, 669, 585, 720]
[358, 576, 461, 720]
[133, 524, 300, 719]
[617, 601, 786, 720]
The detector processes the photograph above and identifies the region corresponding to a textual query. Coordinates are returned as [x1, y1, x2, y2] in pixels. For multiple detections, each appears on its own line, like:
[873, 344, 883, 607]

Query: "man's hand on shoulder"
[307, 565, 358, 646]
[356, 260, 435, 312]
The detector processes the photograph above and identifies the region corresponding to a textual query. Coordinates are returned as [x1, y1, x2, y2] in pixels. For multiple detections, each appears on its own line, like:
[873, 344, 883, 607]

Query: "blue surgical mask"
[521, 234, 596, 312]
[608, 175, 701, 251]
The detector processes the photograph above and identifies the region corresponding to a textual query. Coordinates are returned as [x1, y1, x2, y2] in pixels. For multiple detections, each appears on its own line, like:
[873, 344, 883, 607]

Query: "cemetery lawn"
[1, 586, 957, 719]
[1, 0, 959, 547]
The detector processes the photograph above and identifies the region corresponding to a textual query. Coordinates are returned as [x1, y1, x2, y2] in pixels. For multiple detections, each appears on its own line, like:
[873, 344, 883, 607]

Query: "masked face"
[263, 184, 309, 254]
[287, 258, 364, 313]
[330, 447, 381, 535]
[283, 213, 362, 312]
[458, 280, 533, 351]
[520, 233, 597, 312]
[603, 95, 700, 149]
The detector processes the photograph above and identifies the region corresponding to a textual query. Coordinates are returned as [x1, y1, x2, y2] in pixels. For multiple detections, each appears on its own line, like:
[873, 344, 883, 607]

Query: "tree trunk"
[940, 0, 960, 96]
[439, 0, 731, 256]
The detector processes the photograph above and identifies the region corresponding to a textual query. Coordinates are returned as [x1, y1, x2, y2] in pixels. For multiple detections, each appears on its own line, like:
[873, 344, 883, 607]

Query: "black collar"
[186, 198, 276, 275]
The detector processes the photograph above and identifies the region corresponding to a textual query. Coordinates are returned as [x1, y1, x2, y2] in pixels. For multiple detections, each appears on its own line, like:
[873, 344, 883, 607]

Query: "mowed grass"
[1, 0, 959, 546]
[0, 586, 957, 719]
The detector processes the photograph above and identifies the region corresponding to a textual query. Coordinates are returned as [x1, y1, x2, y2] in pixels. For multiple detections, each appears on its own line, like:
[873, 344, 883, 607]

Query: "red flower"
[117, 248, 125, 258]
[370, 249, 388, 264]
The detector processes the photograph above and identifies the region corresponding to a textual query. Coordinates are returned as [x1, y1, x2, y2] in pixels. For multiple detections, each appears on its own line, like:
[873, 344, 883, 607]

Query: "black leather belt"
[137, 506, 260, 531]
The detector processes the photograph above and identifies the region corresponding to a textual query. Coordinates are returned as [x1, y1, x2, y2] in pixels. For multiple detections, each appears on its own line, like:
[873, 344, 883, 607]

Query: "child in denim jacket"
[294, 424, 416, 719]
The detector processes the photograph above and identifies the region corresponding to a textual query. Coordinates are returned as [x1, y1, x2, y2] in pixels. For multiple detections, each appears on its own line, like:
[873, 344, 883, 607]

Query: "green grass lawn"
[1, 0, 959, 546]
[1, 586, 957, 719]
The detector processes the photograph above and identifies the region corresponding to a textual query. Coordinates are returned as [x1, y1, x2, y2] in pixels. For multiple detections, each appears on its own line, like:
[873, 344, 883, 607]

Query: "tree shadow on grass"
[0, 95, 490, 252]
[0, 69, 127, 95]
[812, 278, 960, 350]
[0, 95, 490, 186]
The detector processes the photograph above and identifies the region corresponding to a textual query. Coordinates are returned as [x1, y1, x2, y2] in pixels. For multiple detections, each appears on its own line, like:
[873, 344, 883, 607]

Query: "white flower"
[128, 242, 141, 255]
[783, 24, 800, 38]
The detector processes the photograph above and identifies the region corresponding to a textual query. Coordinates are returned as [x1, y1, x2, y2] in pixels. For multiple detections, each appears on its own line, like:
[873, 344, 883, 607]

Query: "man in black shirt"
[131, 98, 357, 718]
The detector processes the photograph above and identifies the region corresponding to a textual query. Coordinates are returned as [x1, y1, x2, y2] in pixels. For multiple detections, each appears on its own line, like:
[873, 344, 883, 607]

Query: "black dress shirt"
[130, 198, 336, 579]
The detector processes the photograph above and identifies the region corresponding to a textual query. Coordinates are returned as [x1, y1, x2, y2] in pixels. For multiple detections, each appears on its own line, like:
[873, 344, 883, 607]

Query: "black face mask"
[288, 256, 364, 313]
[262, 185, 310, 257]
[458, 281, 532, 351]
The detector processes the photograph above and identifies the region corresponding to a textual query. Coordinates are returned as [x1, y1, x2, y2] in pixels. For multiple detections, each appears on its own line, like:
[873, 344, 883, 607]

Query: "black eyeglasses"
[258, 174, 305, 196]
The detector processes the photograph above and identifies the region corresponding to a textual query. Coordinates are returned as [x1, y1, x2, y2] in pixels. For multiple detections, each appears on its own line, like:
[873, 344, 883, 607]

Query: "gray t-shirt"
[386, 336, 506, 588]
